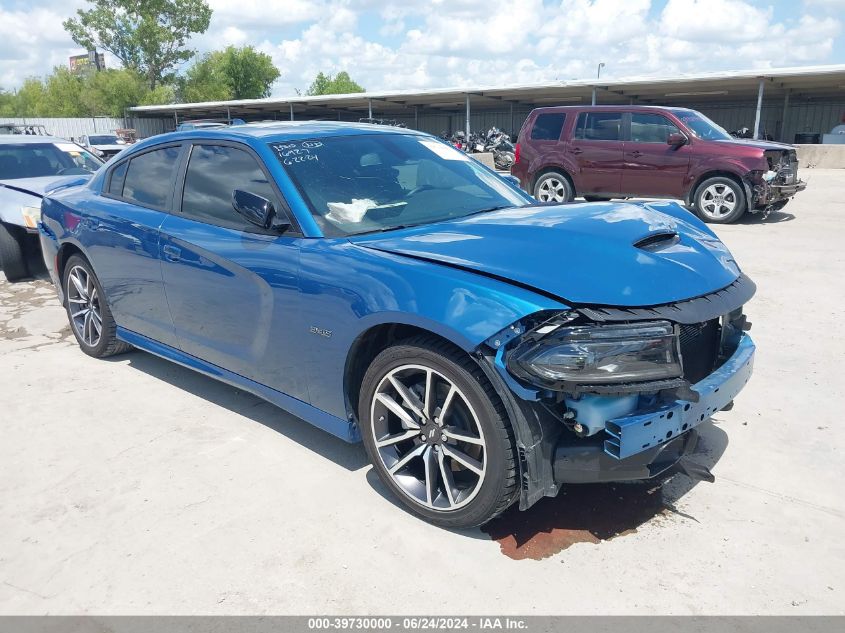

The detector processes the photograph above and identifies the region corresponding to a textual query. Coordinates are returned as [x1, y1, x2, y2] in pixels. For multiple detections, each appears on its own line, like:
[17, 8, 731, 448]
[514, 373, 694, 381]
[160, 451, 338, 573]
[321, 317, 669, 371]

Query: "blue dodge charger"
[39, 122, 755, 527]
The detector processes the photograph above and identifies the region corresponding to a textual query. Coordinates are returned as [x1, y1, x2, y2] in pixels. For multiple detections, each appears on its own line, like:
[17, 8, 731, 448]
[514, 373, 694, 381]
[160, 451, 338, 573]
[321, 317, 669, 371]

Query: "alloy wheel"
[67, 265, 102, 348]
[536, 177, 568, 202]
[370, 364, 487, 511]
[700, 183, 738, 219]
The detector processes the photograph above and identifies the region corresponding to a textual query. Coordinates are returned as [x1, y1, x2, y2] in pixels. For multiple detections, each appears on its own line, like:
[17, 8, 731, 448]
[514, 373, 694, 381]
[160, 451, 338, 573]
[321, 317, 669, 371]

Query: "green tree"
[0, 89, 16, 117]
[13, 79, 47, 116]
[41, 68, 86, 117]
[140, 83, 177, 106]
[63, 0, 213, 90]
[82, 69, 147, 117]
[183, 46, 280, 102]
[305, 71, 364, 96]
[181, 51, 232, 103]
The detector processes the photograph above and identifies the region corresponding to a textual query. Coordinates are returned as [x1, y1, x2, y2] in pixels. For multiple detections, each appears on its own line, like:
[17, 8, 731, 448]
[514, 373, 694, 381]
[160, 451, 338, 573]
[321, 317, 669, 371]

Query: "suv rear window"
[530, 113, 566, 141]
[574, 112, 622, 141]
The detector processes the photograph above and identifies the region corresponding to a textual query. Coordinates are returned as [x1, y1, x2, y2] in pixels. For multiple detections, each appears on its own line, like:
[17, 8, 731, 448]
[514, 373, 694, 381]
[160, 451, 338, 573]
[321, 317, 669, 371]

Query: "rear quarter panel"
[515, 109, 580, 191]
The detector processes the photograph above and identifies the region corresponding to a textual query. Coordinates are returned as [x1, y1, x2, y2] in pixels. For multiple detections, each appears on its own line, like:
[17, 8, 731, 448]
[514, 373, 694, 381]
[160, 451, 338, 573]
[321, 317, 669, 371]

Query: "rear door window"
[530, 113, 566, 141]
[181, 144, 281, 231]
[122, 146, 181, 209]
[630, 113, 681, 143]
[107, 161, 128, 196]
[574, 112, 622, 141]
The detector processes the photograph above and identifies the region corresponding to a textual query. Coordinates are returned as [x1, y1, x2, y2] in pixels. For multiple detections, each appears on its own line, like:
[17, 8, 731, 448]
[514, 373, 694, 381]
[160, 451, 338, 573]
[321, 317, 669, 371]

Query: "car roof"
[0, 135, 75, 145]
[149, 120, 428, 147]
[530, 105, 689, 113]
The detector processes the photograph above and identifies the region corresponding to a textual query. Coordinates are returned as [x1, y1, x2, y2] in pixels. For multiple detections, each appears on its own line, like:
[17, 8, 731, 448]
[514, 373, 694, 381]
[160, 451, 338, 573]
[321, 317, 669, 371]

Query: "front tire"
[359, 336, 518, 528]
[0, 223, 29, 282]
[693, 176, 746, 223]
[533, 171, 574, 203]
[63, 254, 132, 358]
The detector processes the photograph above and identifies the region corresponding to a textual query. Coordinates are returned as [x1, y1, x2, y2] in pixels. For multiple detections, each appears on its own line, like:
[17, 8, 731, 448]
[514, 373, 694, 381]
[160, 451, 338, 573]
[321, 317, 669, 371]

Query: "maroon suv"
[512, 105, 807, 223]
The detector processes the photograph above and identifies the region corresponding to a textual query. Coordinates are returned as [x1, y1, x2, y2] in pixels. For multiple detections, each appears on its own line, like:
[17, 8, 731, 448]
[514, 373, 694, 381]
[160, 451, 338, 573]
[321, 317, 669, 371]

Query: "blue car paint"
[604, 332, 755, 459]
[352, 201, 740, 307]
[40, 122, 753, 455]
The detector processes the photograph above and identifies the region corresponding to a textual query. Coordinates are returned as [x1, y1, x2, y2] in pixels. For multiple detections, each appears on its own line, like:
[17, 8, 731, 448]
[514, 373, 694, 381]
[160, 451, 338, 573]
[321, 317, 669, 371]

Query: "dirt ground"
[0, 169, 843, 614]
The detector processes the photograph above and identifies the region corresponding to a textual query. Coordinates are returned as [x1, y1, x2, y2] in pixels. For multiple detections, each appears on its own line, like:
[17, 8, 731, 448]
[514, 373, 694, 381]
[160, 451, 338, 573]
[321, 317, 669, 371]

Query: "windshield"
[0, 142, 103, 180]
[89, 135, 121, 145]
[272, 134, 530, 236]
[674, 110, 732, 141]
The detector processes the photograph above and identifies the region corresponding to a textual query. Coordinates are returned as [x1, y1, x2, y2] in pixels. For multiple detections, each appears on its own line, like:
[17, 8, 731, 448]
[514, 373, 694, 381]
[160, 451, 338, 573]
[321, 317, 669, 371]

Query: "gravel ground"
[0, 169, 843, 615]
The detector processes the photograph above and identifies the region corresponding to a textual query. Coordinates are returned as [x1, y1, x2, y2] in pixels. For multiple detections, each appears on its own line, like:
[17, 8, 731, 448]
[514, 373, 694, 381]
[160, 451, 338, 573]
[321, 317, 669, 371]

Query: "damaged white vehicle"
[0, 136, 102, 281]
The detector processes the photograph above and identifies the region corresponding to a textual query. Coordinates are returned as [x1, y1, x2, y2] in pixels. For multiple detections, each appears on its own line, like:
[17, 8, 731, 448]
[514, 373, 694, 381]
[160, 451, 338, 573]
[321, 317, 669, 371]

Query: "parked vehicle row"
[36, 122, 756, 527]
[511, 105, 807, 223]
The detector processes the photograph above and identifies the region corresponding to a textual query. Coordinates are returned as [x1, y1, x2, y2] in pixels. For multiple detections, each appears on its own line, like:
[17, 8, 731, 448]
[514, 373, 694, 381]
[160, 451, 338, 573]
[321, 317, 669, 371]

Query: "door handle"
[162, 245, 181, 262]
[571, 147, 583, 155]
[630, 150, 643, 158]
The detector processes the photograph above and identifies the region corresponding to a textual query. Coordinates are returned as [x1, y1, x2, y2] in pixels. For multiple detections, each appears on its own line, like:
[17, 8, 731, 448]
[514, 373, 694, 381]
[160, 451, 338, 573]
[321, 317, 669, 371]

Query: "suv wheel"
[693, 177, 746, 223]
[63, 254, 132, 358]
[0, 223, 30, 282]
[533, 172, 574, 203]
[359, 336, 518, 528]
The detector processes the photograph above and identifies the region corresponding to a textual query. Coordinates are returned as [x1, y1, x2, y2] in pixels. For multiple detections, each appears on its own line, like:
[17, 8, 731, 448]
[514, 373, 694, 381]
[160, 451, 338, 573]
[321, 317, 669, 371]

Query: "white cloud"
[1, 0, 843, 97]
[0, 4, 87, 88]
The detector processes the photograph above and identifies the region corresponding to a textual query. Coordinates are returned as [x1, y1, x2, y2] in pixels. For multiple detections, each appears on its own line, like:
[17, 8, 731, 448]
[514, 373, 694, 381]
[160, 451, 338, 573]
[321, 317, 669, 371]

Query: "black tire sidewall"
[0, 223, 30, 282]
[534, 171, 574, 203]
[694, 177, 746, 223]
[359, 341, 515, 528]
[63, 255, 117, 357]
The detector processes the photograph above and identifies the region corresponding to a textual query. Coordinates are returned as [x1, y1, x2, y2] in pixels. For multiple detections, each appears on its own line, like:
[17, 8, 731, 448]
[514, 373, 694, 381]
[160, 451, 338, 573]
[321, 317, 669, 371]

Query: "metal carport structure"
[128, 64, 845, 143]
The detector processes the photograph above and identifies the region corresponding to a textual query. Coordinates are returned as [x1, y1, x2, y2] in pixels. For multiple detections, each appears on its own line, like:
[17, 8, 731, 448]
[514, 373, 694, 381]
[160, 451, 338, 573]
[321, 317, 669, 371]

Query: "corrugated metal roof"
[129, 64, 845, 116]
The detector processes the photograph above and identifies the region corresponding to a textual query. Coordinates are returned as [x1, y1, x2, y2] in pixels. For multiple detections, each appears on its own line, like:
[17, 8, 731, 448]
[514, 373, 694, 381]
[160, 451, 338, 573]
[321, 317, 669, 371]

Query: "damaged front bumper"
[475, 287, 756, 511]
[745, 169, 807, 211]
[602, 332, 754, 460]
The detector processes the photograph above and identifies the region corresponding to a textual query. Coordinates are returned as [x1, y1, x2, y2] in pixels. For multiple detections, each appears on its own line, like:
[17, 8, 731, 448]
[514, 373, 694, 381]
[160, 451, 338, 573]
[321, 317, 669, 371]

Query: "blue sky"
[1, 0, 843, 95]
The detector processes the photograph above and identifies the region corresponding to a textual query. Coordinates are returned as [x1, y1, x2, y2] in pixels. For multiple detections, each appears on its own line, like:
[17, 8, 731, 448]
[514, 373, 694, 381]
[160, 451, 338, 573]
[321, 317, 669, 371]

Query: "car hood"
[0, 175, 93, 198]
[91, 144, 126, 152]
[712, 138, 795, 152]
[351, 201, 741, 307]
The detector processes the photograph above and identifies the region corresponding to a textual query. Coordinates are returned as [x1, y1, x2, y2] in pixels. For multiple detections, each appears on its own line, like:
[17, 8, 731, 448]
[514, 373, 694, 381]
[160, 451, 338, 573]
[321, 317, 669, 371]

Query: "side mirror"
[232, 189, 288, 231]
[667, 132, 688, 147]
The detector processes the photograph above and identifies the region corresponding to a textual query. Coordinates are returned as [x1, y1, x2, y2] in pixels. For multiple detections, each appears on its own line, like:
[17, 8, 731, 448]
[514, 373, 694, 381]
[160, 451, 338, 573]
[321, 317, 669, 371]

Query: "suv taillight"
[514, 143, 521, 164]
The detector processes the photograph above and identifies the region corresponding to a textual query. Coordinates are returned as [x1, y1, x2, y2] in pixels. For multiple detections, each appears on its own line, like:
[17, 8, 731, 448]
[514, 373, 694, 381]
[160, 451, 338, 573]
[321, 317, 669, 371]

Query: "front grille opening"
[679, 318, 720, 384]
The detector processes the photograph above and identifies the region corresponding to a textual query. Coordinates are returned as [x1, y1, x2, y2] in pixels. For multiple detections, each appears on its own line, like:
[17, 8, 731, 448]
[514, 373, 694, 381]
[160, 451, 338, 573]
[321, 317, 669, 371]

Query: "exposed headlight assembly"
[20, 205, 42, 230]
[507, 320, 683, 390]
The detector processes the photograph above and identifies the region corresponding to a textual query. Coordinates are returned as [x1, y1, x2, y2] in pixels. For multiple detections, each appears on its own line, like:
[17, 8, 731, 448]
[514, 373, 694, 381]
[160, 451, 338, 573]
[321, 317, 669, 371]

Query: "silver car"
[0, 136, 102, 281]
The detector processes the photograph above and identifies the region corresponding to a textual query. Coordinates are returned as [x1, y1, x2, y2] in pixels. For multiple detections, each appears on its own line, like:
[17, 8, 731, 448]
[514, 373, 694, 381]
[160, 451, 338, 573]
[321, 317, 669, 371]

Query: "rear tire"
[62, 254, 132, 358]
[0, 223, 29, 282]
[359, 336, 518, 528]
[533, 171, 574, 203]
[693, 176, 746, 223]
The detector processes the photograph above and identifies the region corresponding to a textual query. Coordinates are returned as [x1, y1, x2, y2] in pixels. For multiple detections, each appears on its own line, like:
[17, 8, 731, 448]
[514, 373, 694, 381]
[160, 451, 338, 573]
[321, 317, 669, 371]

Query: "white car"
[78, 133, 128, 159]
[0, 136, 102, 281]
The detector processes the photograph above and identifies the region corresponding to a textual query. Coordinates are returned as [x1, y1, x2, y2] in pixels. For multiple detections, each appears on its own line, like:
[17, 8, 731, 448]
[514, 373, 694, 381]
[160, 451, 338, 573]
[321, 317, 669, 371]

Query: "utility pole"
[592, 62, 605, 106]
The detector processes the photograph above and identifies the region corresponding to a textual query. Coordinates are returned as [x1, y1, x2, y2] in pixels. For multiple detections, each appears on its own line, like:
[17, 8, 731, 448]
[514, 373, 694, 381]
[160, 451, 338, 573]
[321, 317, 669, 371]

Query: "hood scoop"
[633, 231, 680, 252]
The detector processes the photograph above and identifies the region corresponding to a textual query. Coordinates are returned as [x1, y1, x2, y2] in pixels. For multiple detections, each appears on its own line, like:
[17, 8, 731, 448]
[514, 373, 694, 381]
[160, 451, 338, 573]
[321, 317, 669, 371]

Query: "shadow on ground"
[119, 348, 729, 560]
[114, 349, 369, 472]
[481, 422, 729, 560]
[736, 210, 796, 224]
